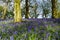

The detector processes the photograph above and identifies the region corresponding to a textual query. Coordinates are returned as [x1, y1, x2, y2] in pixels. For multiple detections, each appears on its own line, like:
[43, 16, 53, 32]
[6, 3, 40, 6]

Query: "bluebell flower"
[28, 26, 32, 32]
[13, 31, 18, 35]
[10, 36, 14, 40]
[46, 32, 50, 38]
[0, 36, 2, 39]
[51, 24, 56, 27]
[44, 24, 48, 27]
[2, 29, 6, 33]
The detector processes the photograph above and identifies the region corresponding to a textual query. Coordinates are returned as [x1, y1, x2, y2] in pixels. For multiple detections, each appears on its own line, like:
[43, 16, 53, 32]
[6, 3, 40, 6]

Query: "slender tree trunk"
[14, 0, 22, 22]
[34, 3, 37, 18]
[34, 8, 37, 18]
[1, 0, 9, 19]
[33, 0, 37, 18]
[25, 0, 29, 19]
[1, 3, 7, 19]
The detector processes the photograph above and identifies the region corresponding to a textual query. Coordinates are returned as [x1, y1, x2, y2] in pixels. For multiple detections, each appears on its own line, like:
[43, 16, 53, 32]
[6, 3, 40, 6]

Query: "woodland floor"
[0, 18, 60, 40]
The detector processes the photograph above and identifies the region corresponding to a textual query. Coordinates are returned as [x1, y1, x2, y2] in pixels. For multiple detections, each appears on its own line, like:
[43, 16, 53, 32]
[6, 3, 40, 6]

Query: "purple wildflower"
[28, 26, 32, 32]
[13, 31, 18, 35]
[10, 36, 14, 40]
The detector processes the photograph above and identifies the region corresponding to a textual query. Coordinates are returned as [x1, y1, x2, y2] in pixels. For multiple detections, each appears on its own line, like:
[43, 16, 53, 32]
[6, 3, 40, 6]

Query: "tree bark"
[51, 0, 56, 18]
[14, 0, 22, 22]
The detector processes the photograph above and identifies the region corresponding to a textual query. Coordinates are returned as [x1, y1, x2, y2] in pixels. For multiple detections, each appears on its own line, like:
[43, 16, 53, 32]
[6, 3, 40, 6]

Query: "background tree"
[29, 0, 39, 18]
[21, 0, 52, 18]
[33, 0, 39, 18]
[0, 0, 53, 19]
[56, 0, 60, 18]
[42, 0, 51, 18]
[51, 0, 60, 18]
[1, 0, 11, 19]
[25, 0, 29, 18]
[51, 0, 56, 18]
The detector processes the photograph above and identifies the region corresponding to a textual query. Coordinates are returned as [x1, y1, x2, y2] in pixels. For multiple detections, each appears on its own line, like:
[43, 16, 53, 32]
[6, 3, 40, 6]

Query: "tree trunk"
[1, 0, 9, 19]
[34, 3, 37, 18]
[51, 0, 57, 18]
[14, 0, 22, 22]
[1, 4, 7, 19]
[25, 0, 29, 19]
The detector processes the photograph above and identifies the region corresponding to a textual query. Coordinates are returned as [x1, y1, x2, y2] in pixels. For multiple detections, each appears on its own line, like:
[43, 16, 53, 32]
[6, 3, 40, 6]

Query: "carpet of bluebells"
[0, 18, 60, 40]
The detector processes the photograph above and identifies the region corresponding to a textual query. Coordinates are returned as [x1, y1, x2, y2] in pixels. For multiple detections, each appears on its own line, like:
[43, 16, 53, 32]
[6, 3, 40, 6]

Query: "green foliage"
[2, 0, 11, 2]
[0, 6, 3, 18]
[6, 11, 14, 19]
[43, 8, 49, 17]
[0, 6, 3, 12]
